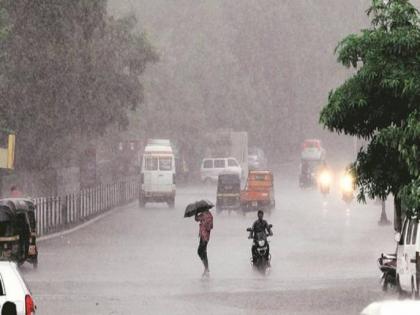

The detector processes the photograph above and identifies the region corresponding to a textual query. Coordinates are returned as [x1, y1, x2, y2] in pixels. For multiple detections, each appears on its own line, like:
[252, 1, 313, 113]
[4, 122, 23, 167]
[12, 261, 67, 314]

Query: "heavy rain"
[0, 0, 418, 314]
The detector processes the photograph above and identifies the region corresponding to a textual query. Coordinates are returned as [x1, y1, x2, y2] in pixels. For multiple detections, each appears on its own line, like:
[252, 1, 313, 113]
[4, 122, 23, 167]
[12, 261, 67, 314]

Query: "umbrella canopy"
[184, 200, 214, 218]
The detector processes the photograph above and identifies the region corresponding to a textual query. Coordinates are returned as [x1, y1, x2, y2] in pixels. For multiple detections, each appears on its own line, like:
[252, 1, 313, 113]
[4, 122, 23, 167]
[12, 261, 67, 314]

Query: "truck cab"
[140, 143, 176, 208]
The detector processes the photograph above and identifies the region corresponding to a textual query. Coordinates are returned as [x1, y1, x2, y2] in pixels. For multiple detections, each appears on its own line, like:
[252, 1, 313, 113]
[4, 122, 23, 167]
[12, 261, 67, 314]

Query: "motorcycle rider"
[249, 210, 273, 264]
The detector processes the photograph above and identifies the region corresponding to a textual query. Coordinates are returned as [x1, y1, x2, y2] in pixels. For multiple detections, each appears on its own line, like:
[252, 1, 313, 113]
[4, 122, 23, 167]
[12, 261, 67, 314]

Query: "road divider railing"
[33, 180, 139, 236]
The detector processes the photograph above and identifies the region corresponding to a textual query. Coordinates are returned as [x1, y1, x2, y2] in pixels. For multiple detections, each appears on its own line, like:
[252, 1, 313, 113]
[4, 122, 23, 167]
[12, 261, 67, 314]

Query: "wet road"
[21, 169, 396, 314]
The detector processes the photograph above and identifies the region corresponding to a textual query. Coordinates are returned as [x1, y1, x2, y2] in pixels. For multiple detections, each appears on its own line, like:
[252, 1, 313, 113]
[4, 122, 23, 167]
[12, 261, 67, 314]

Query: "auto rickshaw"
[0, 205, 26, 264]
[216, 173, 241, 213]
[0, 199, 38, 268]
[240, 170, 275, 215]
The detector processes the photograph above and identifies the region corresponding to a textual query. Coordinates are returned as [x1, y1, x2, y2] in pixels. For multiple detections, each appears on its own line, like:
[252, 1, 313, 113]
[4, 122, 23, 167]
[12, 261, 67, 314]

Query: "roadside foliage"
[320, 0, 420, 225]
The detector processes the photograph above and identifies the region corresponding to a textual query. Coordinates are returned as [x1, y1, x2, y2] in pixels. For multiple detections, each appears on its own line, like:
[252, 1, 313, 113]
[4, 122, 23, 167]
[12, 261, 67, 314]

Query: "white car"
[395, 216, 420, 296]
[361, 301, 420, 315]
[0, 261, 36, 314]
[200, 157, 242, 183]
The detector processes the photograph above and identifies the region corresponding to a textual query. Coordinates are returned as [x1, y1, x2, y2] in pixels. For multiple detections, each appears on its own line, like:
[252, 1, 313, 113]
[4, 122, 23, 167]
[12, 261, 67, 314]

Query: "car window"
[145, 156, 158, 171]
[400, 219, 408, 245]
[159, 157, 172, 171]
[228, 159, 238, 167]
[214, 159, 225, 168]
[406, 220, 414, 245]
[203, 160, 213, 169]
[413, 221, 418, 245]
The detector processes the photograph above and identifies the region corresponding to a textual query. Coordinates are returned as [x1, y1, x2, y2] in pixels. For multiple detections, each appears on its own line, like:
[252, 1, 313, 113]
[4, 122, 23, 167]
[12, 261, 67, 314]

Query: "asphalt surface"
[20, 168, 397, 315]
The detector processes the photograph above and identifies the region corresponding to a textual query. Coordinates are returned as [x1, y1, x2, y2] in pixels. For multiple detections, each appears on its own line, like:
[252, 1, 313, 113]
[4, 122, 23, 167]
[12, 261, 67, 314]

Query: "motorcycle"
[247, 225, 273, 274]
[378, 253, 397, 292]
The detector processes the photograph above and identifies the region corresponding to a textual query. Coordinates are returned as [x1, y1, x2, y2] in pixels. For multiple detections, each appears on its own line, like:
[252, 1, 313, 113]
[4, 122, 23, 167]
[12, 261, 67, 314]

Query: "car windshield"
[144, 156, 158, 171]
[159, 157, 172, 171]
[219, 175, 240, 185]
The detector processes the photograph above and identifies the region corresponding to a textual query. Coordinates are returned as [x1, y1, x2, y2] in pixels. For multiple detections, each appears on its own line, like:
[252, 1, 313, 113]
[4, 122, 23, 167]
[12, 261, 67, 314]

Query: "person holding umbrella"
[185, 200, 214, 277]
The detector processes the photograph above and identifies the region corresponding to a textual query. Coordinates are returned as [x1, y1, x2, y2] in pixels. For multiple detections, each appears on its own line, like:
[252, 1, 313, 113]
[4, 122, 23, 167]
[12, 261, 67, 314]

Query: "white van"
[395, 216, 420, 297]
[200, 157, 242, 183]
[140, 144, 176, 208]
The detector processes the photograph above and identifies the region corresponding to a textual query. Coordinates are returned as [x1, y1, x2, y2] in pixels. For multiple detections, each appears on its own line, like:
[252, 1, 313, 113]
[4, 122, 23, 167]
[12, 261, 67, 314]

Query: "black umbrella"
[184, 200, 214, 218]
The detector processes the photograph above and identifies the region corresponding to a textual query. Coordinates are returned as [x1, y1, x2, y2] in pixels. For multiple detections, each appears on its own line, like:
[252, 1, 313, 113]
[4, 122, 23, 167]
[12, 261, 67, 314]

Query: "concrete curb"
[37, 202, 134, 242]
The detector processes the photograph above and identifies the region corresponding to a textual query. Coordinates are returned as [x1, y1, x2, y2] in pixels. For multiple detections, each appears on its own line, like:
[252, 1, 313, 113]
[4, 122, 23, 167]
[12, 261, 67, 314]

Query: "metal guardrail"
[33, 180, 139, 236]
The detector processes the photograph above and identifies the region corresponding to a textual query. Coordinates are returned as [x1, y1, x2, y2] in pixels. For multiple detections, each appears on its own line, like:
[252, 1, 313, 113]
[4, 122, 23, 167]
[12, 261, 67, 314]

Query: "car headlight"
[258, 240, 266, 247]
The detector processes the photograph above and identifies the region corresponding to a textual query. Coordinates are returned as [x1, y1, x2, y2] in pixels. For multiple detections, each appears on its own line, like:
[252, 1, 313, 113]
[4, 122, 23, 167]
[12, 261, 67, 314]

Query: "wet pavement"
[21, 169, 396, 314]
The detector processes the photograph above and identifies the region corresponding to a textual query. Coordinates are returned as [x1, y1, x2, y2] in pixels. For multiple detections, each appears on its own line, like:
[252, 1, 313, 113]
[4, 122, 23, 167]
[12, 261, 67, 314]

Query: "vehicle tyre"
[139, 197, 145, 208]
[382, 274, 388, 292]
[411, 278, 419, 300]
[397, 275, 405, 299]
[167, 198, 175, 209]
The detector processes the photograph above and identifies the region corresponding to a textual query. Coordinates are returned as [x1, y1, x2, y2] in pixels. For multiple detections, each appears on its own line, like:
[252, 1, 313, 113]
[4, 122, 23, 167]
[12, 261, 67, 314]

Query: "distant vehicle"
[200, 157, 242, 184]
[204, 130, 248, 178]
[139, 140, 176, 208]
[240, 170, 275, 215]
[216, 173, 241, 213]
[301, 139, 326, 161]
[0, 261, 36, 314]
[299, 159, 322, 188]
[248, 147, 267, 170]
[395, 216, 420, 297]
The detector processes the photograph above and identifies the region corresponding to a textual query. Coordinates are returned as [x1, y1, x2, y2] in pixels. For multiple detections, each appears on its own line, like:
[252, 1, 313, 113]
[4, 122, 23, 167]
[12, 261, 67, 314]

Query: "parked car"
[200, 157, 242, 184]
[0, 261, 36, 314]
[395, 216, 420, 297]
[248, 147, 267, 170]
[240, 170, 275, 215]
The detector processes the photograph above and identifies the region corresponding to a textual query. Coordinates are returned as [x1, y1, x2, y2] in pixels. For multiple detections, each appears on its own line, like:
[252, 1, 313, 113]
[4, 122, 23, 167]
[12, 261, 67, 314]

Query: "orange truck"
[240, 170, 275, 214]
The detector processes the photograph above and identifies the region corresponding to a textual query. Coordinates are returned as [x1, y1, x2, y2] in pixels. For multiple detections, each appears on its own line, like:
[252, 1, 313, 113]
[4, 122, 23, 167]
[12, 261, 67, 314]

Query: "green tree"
[380, 110, 420, 215]
[0, 1, 156, 171]
[320, 0, 419, 230]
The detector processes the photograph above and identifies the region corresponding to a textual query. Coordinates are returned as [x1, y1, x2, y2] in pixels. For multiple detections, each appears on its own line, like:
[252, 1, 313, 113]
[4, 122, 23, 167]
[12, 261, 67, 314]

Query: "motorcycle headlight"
[318, 171, 332, 186]
[340, 174, 354, 193]
[258, 240, 266, 247]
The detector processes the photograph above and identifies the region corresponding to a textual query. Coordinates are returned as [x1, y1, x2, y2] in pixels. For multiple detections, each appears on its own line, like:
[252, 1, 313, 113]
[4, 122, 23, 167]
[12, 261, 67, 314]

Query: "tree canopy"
[0, 0, 156, 171]
[320, 0, 420, 223]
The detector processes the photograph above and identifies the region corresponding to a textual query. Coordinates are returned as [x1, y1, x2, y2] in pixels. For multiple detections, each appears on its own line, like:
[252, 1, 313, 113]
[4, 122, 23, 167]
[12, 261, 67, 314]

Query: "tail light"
[25, 294, 35, 315]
